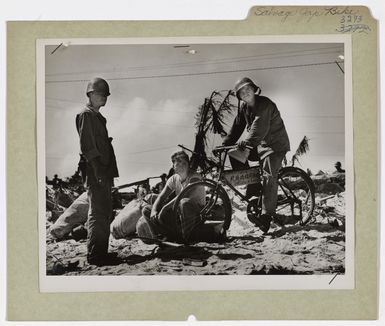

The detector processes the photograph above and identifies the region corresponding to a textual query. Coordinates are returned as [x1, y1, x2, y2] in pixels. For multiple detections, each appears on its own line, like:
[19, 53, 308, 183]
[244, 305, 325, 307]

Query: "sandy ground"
[46, 192, 346, 276]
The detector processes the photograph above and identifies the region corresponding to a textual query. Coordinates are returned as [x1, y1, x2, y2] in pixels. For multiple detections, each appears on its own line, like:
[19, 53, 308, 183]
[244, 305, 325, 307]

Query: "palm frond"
[202, 91, 235, 138]
[190, 133, 206, 171]
[291, 136, 310, 166]
[211, 106, 226, 135]
[191, 90, 237, 171]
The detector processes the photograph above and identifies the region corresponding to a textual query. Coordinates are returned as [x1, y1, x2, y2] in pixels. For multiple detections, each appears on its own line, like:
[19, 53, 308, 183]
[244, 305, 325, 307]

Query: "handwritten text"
[254, 6, 370, 34]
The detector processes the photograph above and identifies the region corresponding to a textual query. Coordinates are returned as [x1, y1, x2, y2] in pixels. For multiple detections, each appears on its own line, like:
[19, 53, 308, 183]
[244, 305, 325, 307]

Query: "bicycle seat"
[213, 144, 273, 162]
[212, 145, 236, 155]
[256, 145, 274, 161]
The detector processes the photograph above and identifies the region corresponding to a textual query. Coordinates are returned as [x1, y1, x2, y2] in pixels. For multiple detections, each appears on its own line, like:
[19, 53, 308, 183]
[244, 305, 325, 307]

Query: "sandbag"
[55, 191, 74, 208]
[49, 192, 89, 239]
[110, 193, 162, 240]
[110, 199, 143, 239]
[136, 216, 158, 244]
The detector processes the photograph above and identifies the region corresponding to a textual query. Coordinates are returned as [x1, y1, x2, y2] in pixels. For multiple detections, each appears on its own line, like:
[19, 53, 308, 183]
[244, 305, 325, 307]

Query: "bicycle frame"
[177, 144, 315, 226]
[178, 143, 266, 204]
[276, 169, 309, 220]
[210, 146, 267, 206]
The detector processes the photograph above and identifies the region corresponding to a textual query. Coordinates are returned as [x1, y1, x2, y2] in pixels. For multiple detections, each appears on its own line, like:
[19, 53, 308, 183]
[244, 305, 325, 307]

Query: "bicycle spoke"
[276, 203, 291, 212]
[304, 191, 311, 205]
[276, 167, 315, 225]
[174, 180, 233, 231]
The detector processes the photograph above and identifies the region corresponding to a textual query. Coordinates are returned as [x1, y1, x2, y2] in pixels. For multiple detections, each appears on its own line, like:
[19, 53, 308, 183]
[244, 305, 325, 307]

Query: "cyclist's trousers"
[229, 150, 287, 215]
[262, 151, 287, 215]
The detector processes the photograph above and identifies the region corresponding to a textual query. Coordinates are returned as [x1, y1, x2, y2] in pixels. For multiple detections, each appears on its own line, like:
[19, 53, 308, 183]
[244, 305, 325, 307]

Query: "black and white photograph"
[37, 36, 354, 291]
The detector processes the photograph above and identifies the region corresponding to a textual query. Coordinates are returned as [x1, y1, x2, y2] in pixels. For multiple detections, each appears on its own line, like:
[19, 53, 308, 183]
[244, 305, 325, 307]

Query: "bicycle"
[173, 144, 316, 234]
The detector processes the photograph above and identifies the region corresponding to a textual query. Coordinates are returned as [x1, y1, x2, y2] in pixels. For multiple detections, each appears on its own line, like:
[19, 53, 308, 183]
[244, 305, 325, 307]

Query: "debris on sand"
[45, 172, 346, 275]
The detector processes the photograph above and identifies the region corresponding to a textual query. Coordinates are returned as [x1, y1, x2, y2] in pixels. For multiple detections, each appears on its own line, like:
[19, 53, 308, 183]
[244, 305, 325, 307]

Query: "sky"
[43, 39, 346, 186]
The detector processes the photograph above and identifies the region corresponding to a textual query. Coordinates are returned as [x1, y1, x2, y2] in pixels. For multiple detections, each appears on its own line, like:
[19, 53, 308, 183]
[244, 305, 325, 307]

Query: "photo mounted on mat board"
[37, 35, 354, 292]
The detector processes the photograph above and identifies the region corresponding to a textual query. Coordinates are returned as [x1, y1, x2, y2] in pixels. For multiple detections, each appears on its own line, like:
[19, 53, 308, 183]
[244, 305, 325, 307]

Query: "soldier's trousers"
[86, 180, 112, 261]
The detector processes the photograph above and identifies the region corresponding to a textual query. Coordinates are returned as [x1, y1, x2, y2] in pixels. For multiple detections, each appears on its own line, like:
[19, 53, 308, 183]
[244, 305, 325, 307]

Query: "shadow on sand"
[269, 222, 345, 238]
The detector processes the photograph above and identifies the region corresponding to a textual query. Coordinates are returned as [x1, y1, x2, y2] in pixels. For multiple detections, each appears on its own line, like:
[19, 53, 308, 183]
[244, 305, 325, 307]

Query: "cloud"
[107, 97, 198, 183]
[45, 94, 199, 182]
[152, 98, 196, 113]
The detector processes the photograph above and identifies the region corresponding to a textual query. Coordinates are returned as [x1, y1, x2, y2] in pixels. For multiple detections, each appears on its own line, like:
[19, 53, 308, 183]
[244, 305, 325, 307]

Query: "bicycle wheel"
[173, 179, 233, 230]
[277, 167, 315, 225]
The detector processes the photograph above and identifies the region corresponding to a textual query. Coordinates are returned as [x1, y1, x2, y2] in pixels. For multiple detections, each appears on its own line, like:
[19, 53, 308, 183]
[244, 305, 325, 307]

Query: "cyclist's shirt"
[223, 95, 290, 153]
[166, 172, 206, 207]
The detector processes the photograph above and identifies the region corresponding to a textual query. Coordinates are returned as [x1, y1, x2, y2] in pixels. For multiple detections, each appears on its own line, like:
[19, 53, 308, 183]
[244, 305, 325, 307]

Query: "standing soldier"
[76, 77, 120, 266]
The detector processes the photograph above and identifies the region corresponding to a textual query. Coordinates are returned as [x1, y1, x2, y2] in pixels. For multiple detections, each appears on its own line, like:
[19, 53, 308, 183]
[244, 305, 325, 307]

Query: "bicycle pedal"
[273, 216, 285, 227]
[247, 213, 259, 225]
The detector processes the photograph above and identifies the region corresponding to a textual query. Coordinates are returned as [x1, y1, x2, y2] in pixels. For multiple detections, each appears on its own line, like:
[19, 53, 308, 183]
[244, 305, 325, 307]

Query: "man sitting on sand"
[138, 151, 206, 243]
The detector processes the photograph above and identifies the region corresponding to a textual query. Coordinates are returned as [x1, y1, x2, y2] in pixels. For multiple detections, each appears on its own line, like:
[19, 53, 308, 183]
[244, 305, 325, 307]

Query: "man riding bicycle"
[223, 77, 290, 233]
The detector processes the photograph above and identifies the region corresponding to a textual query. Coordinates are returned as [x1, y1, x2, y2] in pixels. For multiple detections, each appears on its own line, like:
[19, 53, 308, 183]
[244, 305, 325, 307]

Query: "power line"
[125, 146, 177, 155]
[291, 131, 344, 134]
[45, 97, 197, 113]
[45, 45, 342, 77]
[45, 100, 345, 119]
[45, 105, 196, 128]
[46, 61, 343, 84]
[305, 154, 345, 157]
[284, 115, 344, 118]
[119, 161, 171, 166]
[47, 146, 177, 158]
[115, 120, 194, 128]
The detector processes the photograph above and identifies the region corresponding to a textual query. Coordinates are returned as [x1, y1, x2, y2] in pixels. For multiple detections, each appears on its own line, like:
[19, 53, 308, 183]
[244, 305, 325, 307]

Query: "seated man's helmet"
[234, 77, 261, 99]
[86, 77, 110, 97]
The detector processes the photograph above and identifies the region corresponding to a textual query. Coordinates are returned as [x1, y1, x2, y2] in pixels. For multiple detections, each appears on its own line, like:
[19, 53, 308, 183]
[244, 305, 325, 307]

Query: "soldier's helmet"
[86, 77, 110, 97]
[234, 77, 261, 99]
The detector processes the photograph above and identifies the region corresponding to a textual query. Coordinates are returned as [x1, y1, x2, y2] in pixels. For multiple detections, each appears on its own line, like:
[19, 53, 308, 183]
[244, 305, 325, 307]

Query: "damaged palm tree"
[290, 135, 310, 167]
[190, 90, 236, 171]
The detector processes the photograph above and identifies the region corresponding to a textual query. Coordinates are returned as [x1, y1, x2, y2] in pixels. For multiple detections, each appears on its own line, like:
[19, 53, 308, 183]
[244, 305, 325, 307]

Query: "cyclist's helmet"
[86, 77, 110, 97]
[234, 77, 261, 100]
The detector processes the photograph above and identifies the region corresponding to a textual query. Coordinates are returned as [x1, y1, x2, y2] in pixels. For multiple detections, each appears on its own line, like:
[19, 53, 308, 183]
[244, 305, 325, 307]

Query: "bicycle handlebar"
[213, 144, 253, 153]
[178, 143, 253, 161]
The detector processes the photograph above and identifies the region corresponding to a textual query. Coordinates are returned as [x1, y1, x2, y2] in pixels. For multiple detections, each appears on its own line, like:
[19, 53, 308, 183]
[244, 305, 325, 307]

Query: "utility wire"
[118, 161, 171, 166]
[284, 115, 344, 118]
[45, 99, 345, 119]
[47, 145, 177, 158]
[335, 61, 345, 74]
[125, 146, 176, 155]
[45, 98, 197, 113]
[291, 131, 344, 134]
[45, 46, 343, 77]
[46, 61, 343, 84]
